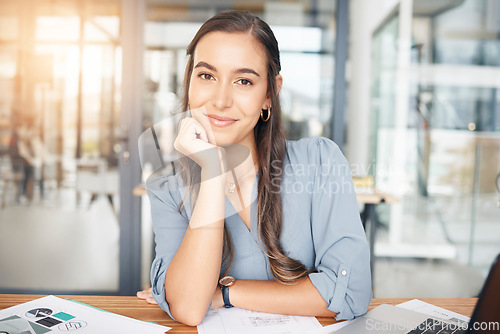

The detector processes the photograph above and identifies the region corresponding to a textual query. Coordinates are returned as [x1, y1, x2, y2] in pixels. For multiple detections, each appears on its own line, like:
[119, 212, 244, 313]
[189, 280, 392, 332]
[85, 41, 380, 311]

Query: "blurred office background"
[0, 0, 498, 298]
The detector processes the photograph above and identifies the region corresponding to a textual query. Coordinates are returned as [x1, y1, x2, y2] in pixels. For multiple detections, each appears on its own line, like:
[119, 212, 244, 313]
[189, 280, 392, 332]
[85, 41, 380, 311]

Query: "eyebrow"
[194, 61, 261, 77]
[235, 67, 260, 77]
[194, 61, 216, 72]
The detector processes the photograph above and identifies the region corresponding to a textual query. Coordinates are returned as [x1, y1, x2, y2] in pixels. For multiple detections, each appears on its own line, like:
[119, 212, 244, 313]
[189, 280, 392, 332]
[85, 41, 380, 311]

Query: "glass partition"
[371, 0, 500, 275]
[0, 0, 126, 293]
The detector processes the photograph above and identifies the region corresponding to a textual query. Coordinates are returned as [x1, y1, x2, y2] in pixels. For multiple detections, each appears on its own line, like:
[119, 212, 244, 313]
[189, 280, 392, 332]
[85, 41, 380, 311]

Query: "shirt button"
[341, 269, 347, 276]
[155, 263, 160, 270]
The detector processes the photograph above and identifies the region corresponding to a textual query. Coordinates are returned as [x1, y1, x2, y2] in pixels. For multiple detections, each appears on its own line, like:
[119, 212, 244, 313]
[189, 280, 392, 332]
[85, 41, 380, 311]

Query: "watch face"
[219, 276, 235, 287]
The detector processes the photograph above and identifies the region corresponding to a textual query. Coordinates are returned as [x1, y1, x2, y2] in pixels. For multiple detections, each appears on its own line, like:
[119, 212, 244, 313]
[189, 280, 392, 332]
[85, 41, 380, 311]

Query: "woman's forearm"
[229, 277, 338, 317]
[165, 170, 226, 325]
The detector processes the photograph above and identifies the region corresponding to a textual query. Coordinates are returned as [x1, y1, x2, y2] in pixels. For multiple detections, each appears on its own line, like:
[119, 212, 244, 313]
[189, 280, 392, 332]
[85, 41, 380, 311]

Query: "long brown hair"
[179, 10, 309, 284]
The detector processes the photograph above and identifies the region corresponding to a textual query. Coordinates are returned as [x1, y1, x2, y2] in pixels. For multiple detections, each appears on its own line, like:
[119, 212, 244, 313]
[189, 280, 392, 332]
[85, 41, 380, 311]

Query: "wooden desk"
[0, 295, 476, 333]
[356, 191, 399, 205]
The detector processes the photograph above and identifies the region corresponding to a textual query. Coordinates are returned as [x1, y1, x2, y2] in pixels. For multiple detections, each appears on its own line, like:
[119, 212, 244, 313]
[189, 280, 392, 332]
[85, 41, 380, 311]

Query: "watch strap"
[221, 286, 233, 308]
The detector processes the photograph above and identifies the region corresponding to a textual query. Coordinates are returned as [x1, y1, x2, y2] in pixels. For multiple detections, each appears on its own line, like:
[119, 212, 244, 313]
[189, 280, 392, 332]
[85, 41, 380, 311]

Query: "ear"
[275, 74, 283, 95]
[263, 74, 283, 109]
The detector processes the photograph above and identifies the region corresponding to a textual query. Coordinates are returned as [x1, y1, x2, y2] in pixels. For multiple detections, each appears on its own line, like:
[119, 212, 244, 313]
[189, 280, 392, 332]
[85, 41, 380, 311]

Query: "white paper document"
[397, 299, 471, 323]
[0, 295, 171, 334]
[197, 307, 322, 334]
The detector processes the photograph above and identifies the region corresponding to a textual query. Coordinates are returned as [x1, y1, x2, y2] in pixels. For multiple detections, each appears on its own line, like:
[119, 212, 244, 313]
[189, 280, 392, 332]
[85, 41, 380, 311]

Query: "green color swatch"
[53, 312, 75, 321]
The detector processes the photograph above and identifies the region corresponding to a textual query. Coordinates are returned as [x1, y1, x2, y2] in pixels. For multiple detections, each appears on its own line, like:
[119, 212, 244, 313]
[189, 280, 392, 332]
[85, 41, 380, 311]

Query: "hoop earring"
[260, 106, 271, 122]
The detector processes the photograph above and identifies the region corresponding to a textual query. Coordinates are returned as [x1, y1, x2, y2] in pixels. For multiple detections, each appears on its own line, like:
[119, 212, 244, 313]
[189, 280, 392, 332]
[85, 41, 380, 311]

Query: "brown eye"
[199, 73, 213, 80]
[237, 79, 252, 86]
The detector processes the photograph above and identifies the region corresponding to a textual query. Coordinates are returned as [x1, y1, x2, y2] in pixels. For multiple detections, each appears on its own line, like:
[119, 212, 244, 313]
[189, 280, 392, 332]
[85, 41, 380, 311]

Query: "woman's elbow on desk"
[168, 300, 207, 327]
[170, 306, 206, 326]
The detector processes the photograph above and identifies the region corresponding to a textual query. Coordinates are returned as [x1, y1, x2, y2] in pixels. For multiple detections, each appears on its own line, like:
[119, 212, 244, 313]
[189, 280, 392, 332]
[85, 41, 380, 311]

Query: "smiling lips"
[206, 113, 238, 127]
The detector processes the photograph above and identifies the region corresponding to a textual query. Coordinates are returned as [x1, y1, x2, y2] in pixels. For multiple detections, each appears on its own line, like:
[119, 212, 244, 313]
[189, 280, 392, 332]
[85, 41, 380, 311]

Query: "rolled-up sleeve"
[307, 137, 372, 320]
[146, 175, 190, 321]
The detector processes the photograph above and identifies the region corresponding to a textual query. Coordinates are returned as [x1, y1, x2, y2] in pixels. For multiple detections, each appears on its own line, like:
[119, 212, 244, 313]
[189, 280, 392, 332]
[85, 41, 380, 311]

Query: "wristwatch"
[219, 276, 235, 308]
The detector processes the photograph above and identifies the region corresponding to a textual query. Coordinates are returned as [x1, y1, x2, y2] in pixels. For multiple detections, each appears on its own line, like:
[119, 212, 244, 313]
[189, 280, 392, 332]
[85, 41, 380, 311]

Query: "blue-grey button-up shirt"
[147, 136, 372, 321]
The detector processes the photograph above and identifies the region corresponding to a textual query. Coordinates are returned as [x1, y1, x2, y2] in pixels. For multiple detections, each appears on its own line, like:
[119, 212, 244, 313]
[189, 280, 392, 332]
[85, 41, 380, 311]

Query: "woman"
[137, 10, 372, 326]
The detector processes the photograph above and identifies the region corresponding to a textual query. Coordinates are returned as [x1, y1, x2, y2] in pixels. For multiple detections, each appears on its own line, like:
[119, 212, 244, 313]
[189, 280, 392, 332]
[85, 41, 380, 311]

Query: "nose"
[212, 81, 233, 110]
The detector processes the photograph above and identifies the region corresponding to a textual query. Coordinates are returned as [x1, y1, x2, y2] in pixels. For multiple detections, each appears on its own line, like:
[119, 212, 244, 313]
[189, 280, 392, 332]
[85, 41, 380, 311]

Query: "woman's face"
[188, 31, 281, 148]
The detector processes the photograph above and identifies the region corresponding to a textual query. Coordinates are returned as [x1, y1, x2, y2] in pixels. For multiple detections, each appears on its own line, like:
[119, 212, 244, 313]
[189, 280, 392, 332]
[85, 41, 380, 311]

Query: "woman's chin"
[212, 134, 237, 147]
